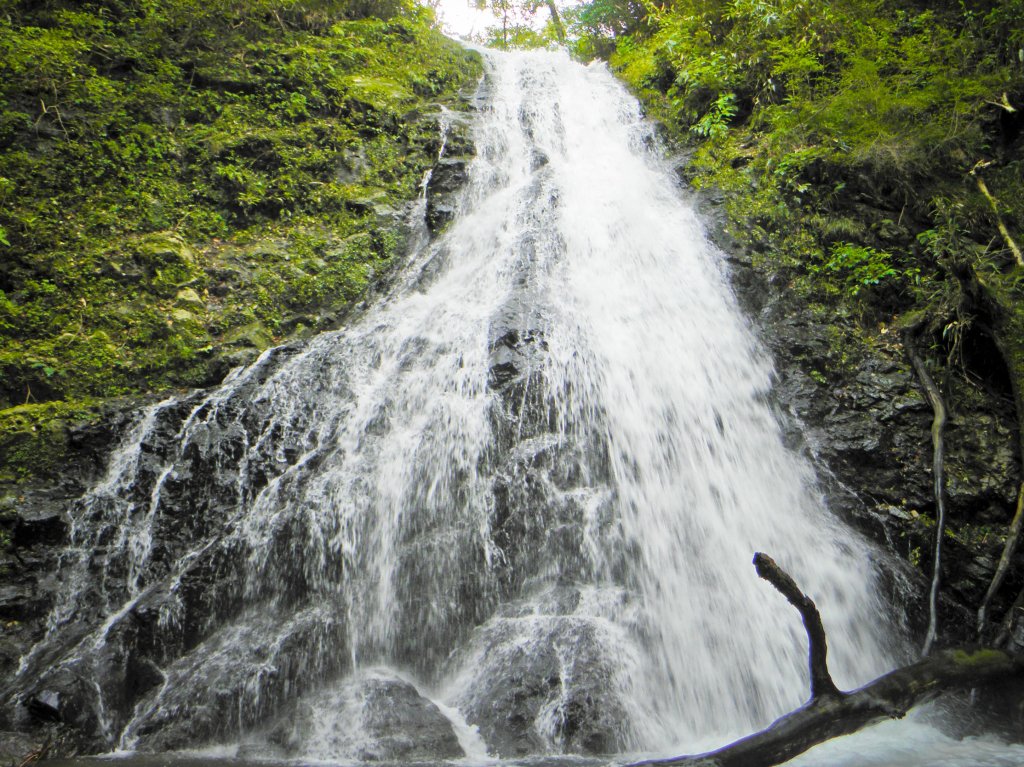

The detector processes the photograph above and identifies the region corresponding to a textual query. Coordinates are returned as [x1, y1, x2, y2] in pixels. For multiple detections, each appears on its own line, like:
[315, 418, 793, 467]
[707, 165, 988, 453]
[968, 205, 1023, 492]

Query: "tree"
[560, 0, 649, 59]
[474, 0, 566, 45]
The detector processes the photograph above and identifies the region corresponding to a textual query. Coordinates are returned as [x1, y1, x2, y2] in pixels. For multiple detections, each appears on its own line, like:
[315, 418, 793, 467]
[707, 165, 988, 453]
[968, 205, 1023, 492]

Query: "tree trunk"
[544, 0, 566, 42]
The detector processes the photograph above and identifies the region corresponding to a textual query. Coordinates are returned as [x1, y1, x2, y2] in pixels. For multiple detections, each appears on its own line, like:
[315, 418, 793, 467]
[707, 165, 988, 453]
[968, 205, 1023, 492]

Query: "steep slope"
[0, 0, 481, 477]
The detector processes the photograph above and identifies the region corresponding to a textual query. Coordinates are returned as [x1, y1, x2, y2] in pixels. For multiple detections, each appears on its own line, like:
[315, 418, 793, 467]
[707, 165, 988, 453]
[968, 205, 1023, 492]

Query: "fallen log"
[627, 553, 1024, 767]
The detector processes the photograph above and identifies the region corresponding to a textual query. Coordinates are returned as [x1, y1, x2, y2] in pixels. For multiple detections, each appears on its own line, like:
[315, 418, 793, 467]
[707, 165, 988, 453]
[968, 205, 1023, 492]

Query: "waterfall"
[12, 47, 1002, 763]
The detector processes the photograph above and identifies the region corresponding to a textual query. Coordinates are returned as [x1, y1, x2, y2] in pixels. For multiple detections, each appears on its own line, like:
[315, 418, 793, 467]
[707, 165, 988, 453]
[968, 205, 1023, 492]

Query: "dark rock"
[12, 510, 67, 548]
[204, 348, 261, 384]
[1008, 605, 1024, 653]
[0, 581, 50, 623]
[24, 692, 61, 724]
[206, 266, 242, 298]
[440, 111, 476, 157]
[0, 731, 38, 764]
[705, 183, 1022, 643]
[425, 158, 469, 232]
[486, 299, 548, 396]
[358, 676, 463, 760]
[344, 194, 389, 215]
[0, 622, 35, 681]
[222, 321, 273, 351]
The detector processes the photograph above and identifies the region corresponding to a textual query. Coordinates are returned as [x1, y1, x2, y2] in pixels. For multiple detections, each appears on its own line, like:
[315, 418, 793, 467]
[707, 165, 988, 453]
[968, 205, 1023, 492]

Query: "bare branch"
[626, 555, 1023, 767]
[753, 552, 840, 699]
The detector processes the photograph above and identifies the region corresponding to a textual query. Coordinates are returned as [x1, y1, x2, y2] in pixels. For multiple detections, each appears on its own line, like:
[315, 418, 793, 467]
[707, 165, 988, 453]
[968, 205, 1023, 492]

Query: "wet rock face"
[425, 111, 476, 234]
[426, 157, 470, 232]
[0, 402, 139, 685]
[483, 290, 624, 598]
[703, 197, 1021, 642]
[0, 344, 344, 748]
[354, 677, 464, 761]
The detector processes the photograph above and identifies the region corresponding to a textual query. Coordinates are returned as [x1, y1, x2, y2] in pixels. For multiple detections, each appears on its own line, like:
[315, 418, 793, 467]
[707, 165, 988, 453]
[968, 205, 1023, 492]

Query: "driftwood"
[627, 553, 1024, 767]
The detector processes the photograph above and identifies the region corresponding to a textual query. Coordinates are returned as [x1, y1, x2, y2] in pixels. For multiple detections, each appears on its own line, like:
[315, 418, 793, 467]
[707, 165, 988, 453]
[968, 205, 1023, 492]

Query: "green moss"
[950, 648, 1009, 667]
[0, 1, 482, 420]
[0, 400, 101, 483]
[948, 522, 1000, 551]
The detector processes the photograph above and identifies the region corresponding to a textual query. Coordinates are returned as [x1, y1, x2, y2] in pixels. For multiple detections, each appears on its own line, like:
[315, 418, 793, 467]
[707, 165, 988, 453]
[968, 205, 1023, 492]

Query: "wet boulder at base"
[266, 671, 463, 762]
[452, 586, 632, 757]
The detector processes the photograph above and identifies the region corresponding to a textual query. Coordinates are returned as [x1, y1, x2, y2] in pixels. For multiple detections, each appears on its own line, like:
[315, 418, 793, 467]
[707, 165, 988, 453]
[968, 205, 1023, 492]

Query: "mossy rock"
[222, 322, 274, 351]
[0, 1, 481, 412]
[0, 401, 101, 484]
[175, 288, 207, 312]
[134, 232, 197, 268]
[168, 308, 207, 333]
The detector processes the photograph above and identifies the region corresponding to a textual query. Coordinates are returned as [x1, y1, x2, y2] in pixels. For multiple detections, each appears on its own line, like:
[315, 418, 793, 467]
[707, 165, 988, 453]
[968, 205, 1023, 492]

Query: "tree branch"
[971, 162, 1023, 266]
[978, 485, 1024, 637]
[753, 552, 840, 699]
[626, 555, 1024, 767]
[904, 331, 948, 657]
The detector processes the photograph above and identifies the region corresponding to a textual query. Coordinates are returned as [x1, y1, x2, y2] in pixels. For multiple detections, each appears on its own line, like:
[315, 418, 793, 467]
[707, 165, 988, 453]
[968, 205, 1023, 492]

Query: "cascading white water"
[10, 46, 1024, 766]
[432, 48, 900, 752]
[525, 48, 895, 743]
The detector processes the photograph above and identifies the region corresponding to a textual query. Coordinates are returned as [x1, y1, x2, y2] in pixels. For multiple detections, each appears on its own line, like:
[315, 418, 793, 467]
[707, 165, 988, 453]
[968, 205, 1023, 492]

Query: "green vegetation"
[0, 0, 480, 427]
[599, 5, 1017, 268]
[473, 0, 567, 48]
[951, 646, 1010, 666]
[557, 0, 1024, 596]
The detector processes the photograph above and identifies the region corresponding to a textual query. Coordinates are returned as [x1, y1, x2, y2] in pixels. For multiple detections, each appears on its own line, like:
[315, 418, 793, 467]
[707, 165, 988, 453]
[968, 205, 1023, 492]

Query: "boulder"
[222, 322, 273, 350]
[452, 588, 631, 756]
[174, 288, 206, 312]
[268, 672, 463, 761]
[0, 731, 38, 764]
[133, 232, 196, 269]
